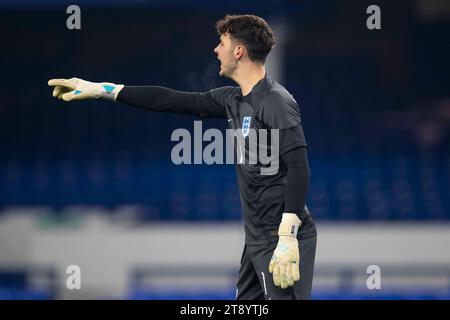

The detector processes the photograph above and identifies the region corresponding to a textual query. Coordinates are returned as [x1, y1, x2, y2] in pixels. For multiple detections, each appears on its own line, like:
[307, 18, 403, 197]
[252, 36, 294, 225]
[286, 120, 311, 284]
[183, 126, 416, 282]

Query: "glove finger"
[61, 91, 81, 101]
[268, 255, 275, 273]
[48, 79, 76, 91]
[62, 89, 90, 101]
[280, 264, 289, 289]
[52, 85, 68, 98]
[273, 264, 281, 287]
[61, 91, 74, 101]
[285, 262, 294, 287]
[52, 86, 61, 97]
[58, 91, 67, 99]
[294, 246, 301, 281]
[48, 79, 62, 87]
[292, 259, 300, 281]
[289, 272, 295, 287]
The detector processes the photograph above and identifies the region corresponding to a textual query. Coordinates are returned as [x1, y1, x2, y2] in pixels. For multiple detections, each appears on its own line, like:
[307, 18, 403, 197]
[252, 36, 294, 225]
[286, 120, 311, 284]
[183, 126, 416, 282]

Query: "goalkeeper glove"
[269, 213, 301, 289]
[48, 77, 124, 102]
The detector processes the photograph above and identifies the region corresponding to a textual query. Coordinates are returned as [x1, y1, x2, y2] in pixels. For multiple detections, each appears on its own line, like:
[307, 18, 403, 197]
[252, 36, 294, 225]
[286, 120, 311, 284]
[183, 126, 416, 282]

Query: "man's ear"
[234, 45, 245, 60]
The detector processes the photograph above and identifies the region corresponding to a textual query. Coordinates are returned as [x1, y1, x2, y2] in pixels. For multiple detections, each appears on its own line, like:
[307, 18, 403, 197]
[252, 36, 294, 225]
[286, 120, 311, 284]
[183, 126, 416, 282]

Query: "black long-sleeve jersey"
[117, 75, 317, 244]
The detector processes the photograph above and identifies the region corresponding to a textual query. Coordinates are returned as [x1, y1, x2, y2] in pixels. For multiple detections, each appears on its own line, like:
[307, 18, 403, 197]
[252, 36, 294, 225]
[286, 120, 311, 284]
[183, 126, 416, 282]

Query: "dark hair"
[215, 14, 275, 64]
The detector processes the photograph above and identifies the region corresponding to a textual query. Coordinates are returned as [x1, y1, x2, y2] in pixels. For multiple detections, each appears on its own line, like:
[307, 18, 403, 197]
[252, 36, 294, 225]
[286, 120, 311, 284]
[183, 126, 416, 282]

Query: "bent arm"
[281, 146, 310, 216]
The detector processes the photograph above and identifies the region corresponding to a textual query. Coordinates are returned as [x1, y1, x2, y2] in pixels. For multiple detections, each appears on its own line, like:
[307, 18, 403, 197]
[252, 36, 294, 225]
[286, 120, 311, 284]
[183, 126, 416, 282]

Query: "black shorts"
[236, 220, 317, 300]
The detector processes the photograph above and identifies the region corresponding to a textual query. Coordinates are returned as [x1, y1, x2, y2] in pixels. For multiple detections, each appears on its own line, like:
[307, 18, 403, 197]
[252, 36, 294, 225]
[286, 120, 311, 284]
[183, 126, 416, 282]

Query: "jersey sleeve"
[256, 93, 301, 129]
[256, 93, 308, 155]
[117, 85, 238, 119]
[278, 126, 308, 156]
[281, 146, 310, 215]
[208, 86, 240, 111]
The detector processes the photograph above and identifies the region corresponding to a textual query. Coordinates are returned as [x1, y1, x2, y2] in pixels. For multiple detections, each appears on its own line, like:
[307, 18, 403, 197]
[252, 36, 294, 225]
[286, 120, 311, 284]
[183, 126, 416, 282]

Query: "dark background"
[1, 0, 449, 221]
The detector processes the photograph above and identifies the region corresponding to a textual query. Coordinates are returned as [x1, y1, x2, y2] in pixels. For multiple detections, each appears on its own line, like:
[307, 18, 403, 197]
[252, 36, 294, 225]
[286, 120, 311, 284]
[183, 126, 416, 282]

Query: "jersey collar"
[235, 75, 271, 103]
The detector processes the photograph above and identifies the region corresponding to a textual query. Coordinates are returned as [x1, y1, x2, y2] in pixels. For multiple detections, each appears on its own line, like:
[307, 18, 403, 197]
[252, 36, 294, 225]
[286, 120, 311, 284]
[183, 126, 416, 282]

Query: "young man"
[48, 14, 317, 300]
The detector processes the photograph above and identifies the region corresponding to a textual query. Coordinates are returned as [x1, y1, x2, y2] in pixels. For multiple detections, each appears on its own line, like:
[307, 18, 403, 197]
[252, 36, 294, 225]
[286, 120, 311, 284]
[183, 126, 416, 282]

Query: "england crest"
[242, 116, 251, 137]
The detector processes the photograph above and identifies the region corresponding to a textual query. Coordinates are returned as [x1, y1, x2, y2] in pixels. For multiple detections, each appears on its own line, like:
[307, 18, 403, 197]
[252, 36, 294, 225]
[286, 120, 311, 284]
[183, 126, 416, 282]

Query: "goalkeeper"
[48, 14, 317, 300]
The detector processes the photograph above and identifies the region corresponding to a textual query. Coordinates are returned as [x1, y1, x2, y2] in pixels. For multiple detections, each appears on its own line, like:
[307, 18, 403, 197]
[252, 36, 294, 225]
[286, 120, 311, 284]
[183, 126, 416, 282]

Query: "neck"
[232, 63, 266, 96]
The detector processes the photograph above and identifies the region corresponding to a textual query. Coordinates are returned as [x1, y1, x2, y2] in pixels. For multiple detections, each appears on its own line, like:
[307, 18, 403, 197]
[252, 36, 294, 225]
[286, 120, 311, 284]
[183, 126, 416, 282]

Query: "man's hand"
[269, 213, 301, 289]
[48, 77, 124, 101]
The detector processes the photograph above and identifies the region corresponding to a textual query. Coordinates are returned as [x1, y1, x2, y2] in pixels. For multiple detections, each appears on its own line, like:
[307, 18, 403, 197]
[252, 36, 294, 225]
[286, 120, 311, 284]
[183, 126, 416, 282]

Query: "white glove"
[269, 213, 301, 289]
[48, 77, 124, 101]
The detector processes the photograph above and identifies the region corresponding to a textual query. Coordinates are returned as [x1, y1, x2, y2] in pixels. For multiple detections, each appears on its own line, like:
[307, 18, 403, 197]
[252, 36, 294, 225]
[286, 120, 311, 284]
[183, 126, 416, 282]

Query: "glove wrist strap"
[99, 83, 124, 101]
[278, 213, 301, 238]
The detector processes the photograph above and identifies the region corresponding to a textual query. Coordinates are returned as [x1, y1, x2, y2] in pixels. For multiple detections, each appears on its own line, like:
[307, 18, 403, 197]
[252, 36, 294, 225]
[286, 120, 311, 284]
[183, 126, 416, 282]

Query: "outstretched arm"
[117, 85, 226, 119]
[48, 77, 230, 119]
